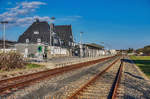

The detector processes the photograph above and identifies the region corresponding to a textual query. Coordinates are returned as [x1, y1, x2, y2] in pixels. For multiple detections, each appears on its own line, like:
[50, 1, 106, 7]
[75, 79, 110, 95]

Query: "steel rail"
[0, 56, 117, 94]
[111, 60, 123, 99]
[67, 57, 121, 99]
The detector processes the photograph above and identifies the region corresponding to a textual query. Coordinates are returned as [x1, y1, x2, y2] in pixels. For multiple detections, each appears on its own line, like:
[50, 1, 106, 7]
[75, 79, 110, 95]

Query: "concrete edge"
[31, 55, 113, 69]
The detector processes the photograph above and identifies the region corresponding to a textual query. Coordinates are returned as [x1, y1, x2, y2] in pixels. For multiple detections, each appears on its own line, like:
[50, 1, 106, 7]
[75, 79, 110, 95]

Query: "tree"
[127, 48, 134, 53]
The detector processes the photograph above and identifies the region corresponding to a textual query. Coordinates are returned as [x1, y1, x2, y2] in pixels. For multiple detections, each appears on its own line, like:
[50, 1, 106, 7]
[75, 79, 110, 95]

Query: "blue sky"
[0, 0, 150, 49]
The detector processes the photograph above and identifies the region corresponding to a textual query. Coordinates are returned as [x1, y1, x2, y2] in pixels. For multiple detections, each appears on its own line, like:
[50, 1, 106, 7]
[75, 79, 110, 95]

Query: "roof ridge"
[55, 25, 71, 26]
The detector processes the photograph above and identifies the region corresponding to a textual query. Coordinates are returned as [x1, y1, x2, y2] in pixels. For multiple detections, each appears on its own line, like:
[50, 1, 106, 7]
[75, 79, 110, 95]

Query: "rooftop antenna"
[35, 18, 40, 22]
[51, 17, 55, 21]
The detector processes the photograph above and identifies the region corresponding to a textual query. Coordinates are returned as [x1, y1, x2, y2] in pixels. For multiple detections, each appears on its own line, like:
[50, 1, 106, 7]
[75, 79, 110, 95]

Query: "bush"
[0, 52, 26, 71]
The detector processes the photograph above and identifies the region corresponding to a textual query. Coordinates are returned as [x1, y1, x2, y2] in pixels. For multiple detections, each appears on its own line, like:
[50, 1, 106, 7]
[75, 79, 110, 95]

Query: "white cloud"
[21, 1, 46, 9]
[0, 1, 46, 21]
[15, 15, 82, 27]
[14, 16, 52, 27]
[0, 1, 48, 27]
[0, 1, 82, 28]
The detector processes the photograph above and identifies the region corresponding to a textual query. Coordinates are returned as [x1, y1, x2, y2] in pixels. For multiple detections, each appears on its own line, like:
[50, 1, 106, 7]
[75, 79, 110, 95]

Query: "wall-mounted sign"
[38, 46, 42, 52]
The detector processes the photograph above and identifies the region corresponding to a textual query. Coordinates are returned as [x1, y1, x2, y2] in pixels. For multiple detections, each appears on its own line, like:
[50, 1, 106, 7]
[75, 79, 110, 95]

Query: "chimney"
[50, 23, 54, 31]
[35, 18, 40, 23]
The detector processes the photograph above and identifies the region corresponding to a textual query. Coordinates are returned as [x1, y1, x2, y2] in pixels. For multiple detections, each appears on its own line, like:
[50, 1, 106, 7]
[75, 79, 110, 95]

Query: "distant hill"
[136, 45, 150, 56]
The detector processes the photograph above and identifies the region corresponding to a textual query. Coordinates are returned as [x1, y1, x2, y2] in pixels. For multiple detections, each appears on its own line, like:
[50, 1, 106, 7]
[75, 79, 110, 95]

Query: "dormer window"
[70, 36, 73, 39]
[34, 31, 39, 34]
[26, 38, 29, 43]
[37, 38, 41, 43]
[68, 41, 71, 46]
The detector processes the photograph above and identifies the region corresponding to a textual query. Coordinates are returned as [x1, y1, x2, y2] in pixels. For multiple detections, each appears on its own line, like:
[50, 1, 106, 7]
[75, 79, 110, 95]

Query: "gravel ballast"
[123, 57, 150, 99]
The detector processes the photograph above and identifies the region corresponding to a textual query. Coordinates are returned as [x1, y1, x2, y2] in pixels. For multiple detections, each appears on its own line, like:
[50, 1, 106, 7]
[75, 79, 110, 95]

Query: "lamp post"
[25, 38, 29, 58]
[80, 32, 83, 44]
[0, 21, 8, 53]
[48, 17, 55, 58]
[100, 42, 112, 56]
[80, 32, 83, 57]
[50, 17, 55, 46]
[100, 42, 111, 50]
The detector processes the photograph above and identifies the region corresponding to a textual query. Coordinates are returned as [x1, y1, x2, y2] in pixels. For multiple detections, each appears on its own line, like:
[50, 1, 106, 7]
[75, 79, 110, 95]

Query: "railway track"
[0, 56, 117, 95]
[66, 58, 123, 99]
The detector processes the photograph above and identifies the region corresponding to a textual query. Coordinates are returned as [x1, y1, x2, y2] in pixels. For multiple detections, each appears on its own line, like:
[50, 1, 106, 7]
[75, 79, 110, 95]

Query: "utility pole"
[0, 21, 8, 53]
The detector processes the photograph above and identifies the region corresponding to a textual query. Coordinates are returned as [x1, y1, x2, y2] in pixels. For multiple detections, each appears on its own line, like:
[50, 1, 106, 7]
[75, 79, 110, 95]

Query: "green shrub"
[0, 52, 26, 71]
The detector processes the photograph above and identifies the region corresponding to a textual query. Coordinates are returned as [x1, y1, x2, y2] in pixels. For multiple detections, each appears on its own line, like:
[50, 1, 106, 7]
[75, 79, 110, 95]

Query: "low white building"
[82, 43, 105, 57]
[109, 49, 117, 55]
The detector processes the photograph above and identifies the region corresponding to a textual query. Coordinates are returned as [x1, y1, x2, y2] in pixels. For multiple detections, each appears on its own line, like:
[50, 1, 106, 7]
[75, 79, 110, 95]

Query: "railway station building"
[16, 19, 75, 58]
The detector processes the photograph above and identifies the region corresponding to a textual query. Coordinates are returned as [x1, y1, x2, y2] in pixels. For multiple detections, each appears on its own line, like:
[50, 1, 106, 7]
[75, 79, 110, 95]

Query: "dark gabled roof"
[18, 21, 50, 44]
[18, 20, 74, 47]
[54, 25, 73, 42]
[50, 24, 74, 47]
[84, 43, 104, 49]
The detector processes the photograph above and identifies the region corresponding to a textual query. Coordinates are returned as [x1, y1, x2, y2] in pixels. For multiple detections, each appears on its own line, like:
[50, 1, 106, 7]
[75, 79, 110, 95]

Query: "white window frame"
[26, 38, 29, 43]
[34, 31, 39, 34]
[37, 38, 41, 43]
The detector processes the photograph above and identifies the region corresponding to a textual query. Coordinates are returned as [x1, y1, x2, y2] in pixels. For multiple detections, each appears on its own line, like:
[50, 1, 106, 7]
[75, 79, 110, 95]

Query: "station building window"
[37, 38, 41, 43]
[34, 31, 39, 34]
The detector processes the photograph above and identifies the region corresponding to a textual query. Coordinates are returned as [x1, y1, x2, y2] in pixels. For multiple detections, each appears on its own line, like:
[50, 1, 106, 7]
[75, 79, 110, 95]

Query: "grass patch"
[0, 63, 42, 73]
[0, 70, 3, 73]
[26, 63, 42, 69]
[130, 56, 150, 78]
[0, 63, 43, 74]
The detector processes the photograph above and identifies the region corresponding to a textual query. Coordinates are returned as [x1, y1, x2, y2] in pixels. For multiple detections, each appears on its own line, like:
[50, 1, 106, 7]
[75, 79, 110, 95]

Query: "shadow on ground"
[121, 59, 150, 77]
[124, 72, 144, 80]
[124, 95, 143, 99]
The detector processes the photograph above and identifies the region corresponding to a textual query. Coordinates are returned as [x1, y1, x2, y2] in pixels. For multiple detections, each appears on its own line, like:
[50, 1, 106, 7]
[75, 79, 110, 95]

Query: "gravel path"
[123, 57, 150, 99]
[1, 57, 118, 99]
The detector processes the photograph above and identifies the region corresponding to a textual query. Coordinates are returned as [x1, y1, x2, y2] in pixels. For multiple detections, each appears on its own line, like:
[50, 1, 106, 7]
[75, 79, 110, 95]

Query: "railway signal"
[38, 46, 42, 53]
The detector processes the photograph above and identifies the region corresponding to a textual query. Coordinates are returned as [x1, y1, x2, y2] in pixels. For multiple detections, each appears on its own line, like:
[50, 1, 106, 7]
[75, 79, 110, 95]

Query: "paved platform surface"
[32, 55, 113, 69]
[0, 55, 113, 83]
